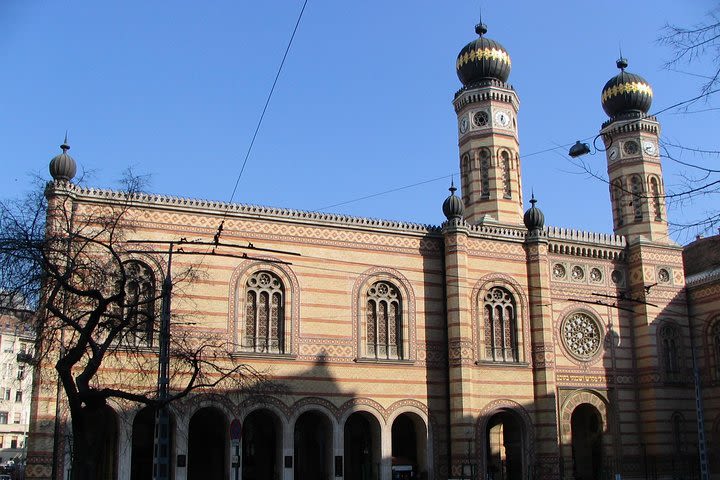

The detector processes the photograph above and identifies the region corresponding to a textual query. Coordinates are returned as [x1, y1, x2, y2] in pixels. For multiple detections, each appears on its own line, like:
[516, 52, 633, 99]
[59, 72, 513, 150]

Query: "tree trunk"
[70, 404, 117, 480]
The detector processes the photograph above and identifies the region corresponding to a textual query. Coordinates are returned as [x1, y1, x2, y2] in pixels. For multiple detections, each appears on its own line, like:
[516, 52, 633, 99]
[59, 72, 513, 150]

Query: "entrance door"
[243, 409, 280, 480]
[188, 407, 227, 480]
[571, 403, 602, 480]
[294, 411, 332, 480]
[344, 412, 380, 480]
[486, 410, 524, 480]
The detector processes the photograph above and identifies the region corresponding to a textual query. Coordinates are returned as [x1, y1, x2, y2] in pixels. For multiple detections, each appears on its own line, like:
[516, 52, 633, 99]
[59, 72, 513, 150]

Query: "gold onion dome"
[601, 58, 653, 118]
[49, 137, 77, 182]
[456, 23, 511, 86]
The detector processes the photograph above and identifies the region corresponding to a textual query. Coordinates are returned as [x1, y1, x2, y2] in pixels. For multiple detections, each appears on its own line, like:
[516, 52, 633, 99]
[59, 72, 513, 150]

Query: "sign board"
[230, 419, 242, 441]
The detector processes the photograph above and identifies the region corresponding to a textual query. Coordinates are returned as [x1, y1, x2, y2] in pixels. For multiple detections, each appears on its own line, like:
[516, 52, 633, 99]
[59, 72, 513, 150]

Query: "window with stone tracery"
[461, 154, 470, 206]
[122, 260, 156, 347]
[501, 151, 512, 199]
[366, 281, 403, 359]
[243, 271, 284, 353]
[650, 176, 662, 221]
[612, 179, 624, 228]
[482, 287, 518, 362]
[480, 149, 490, 200]
[630, 174, 644, 221]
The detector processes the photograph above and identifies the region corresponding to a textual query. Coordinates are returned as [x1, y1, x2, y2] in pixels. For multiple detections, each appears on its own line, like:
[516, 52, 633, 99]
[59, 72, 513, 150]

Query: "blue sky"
[2, 1, 717, 243]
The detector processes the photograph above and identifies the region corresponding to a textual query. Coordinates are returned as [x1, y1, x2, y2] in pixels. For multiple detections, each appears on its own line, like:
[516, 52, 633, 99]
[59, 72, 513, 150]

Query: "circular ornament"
[571, 266, 585, 281]
[561, 312, 603, 360]
[623, 140, 639, 155]
[553, 264, 566, 279]
[473, 110, 489, 127]
[657, 268, 670, 283]
[642, 140, 658, 156]
[494, 110, 511, 127]
[589, 268, 603, 282]
[611, 270, 623, 284]
[459, 116, 469, 134]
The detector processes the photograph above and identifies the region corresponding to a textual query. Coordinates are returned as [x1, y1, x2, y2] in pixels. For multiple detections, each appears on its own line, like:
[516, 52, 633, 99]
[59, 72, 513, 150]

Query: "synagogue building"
[24, 20, 720, 480]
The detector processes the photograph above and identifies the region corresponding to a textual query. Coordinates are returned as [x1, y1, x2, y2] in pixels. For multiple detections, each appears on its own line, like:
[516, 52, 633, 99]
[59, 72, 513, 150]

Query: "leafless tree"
[0, 175, 278, 480]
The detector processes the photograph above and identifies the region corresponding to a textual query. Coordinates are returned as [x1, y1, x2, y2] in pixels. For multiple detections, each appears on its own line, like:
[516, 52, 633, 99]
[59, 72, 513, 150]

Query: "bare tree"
[0, 175, 276, 480]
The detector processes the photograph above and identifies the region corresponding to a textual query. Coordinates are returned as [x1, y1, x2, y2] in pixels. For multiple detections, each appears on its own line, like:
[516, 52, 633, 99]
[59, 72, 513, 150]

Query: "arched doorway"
[242, 409, 282, 480]
[131, 407, 175, 480]
[571, 404, 602, 480]
[391, 412, 428, 479]
[344, 412, 381, 480]
[485, 410, 524, 480]
[294, 410, 332, 480]
[79, 404, 118, 480]
[188, 407, 228, 480]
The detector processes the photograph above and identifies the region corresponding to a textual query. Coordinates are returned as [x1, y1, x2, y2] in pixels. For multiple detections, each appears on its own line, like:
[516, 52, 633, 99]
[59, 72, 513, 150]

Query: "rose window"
[562, 312, 602, 360]
[571, 266, 584, 281]
[553, 264, 566, 279]
[589, 268, 602, 282]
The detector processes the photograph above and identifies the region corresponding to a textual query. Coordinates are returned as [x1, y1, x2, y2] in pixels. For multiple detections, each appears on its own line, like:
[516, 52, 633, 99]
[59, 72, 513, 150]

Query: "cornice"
[685, 266, 720, 288]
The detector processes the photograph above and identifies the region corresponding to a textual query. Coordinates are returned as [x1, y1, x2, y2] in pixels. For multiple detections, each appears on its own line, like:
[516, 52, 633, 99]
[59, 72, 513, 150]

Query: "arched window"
[244, 271, 284, 353]
[461, 154, 470, 206]
[630, 174, 644, 222]
[501, 151, 512, 199]
[480, 149, 490, 200]
[483, 287, 518, 362]
[712, 320, 720, 380]
[123, 261, 155, 347]
[671, 412, 684, 455]
[660, 323, 681, 378]
[650, 176, 663, 221]
[612, 179, 624, 228]
[366, 281, 402, 359]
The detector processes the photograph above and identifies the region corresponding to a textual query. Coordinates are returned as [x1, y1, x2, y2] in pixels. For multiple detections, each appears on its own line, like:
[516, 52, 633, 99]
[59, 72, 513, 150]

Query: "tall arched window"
[612, 179, 624, 227]
[244, 271, 284, 353]
[630, 174, 644, 221]
[671, 412, 684, 455]
[480, 149, 490, 200]
[461, 154, 470, 206]
[650, 176, 663, 221]
[483, 287, 518, 362]
[660, 323, 681, 378]
[123, 261, 156, 347]
[501, 151, 512, 199]
[366, 281, 402, 359]
[712, 320, 720, 380]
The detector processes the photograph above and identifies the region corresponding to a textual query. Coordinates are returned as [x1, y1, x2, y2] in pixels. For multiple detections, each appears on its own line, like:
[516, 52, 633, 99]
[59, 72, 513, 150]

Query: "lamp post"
[153, 242, 173, 480]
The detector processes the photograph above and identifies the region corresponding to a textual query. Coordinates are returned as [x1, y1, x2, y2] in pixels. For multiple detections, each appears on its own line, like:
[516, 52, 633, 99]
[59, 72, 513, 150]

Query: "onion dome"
[523, 194, 544, 232]
[601, 58, 653, 118]
[456, 23, 511, 86]
[49, 135, 77, 182]
[442, 182, 464, 220]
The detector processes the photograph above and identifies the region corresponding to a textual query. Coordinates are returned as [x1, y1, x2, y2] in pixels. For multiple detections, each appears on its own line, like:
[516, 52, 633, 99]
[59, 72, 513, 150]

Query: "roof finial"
[616, 44, 628, 71]
[475, 5, 487, 36]
[530, 189, 537, 206]
[61, 130, 70, 153]
[449, 178, 457, 195]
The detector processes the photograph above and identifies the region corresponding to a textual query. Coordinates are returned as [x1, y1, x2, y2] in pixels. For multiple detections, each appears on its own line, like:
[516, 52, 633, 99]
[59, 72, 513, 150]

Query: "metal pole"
[153, 243, 173, 480]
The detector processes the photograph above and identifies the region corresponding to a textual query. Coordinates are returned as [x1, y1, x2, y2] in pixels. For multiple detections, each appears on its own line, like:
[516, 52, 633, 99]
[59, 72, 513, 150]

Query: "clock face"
[473, 110, 489, 127]
[608, 147, 619, 161]
[459, 116, 469, 134]
[642, 140, 657, 156]
[494, 110, 511, 128]
[623, 140, 639, 156]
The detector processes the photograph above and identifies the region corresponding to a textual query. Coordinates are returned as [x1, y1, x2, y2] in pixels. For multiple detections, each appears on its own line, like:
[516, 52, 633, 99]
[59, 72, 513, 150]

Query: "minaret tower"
[600, 58, 668, 242]
[454, 23, 523, 225]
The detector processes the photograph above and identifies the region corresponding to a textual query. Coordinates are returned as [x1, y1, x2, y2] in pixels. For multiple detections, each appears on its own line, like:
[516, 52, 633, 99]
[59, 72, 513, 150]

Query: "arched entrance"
[571, 404, 602, 480]
[344, 412, 381, 480]
[391, 412, 428, 479]
[485, 410, 524, 480]
[188, 407, 228, 480]
[131, 407, 175, 480]
[242, 409, 282, 480]
[78, 404, 118, 480]
[294, 410, 333, 480]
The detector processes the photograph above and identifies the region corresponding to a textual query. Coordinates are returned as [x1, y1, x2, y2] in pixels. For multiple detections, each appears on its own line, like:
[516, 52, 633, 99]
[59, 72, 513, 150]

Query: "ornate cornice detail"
[685, 266, 720, 287]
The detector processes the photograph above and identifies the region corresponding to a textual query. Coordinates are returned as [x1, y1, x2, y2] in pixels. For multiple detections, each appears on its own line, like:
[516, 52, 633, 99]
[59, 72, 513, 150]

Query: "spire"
[49, 133, 77, 182]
